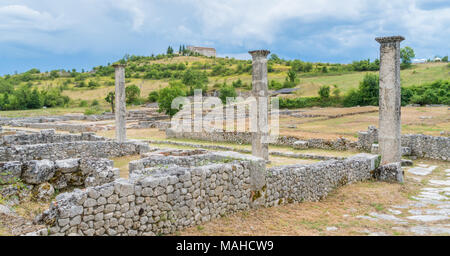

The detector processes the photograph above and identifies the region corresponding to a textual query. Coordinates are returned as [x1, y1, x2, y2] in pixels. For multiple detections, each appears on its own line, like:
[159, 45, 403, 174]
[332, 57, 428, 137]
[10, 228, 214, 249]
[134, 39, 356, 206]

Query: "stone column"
[375, 36, 404, 166]
[113, 64, 126, 143]
[249, 50, 270, 160]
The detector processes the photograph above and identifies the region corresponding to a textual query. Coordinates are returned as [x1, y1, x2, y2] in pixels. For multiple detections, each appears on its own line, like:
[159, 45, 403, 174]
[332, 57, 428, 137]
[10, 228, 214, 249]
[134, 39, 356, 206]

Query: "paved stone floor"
[357, 164, 450, 235]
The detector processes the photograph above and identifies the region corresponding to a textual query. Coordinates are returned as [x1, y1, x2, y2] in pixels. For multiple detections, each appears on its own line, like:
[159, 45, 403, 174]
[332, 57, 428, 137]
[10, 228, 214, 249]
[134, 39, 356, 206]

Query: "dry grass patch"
[111, 155, 142, 178]
[178, 180, 417, 236]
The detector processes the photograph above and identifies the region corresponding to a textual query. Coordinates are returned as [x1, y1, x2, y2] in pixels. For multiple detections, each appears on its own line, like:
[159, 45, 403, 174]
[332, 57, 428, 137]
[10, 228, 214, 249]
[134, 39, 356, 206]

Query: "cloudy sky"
[0, 0, 449, 75]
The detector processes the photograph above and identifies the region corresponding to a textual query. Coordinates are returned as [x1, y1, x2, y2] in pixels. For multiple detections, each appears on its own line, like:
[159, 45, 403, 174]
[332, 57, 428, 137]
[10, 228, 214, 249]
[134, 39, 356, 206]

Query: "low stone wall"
[147, 140, 343, 161]
[0, 141, 150, 162]
[264, 153, 378, 206]
[0, 129, 106, 146]
[402, 134, 449, 161]
[166, 128, 357, 150]
[36, 149, 377, 236]
[358, 126, 449, 161]
[130, 121, 171, 130]
[10, 122, 102, 133]
[0, 158, 118, 189]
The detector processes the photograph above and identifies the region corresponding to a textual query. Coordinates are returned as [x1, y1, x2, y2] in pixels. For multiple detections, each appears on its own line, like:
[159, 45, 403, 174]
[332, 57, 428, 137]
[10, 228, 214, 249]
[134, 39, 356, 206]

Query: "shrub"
[88, 80, 100, 89]
[148, 91, 159, 103]
[157, 81, 186, 116]
[318, 85, 330, 99]
[125, 84, 141, 105]
[84, 105, 103, 115]
[79, 100, 88, 107]
[219, 83, 237, 104]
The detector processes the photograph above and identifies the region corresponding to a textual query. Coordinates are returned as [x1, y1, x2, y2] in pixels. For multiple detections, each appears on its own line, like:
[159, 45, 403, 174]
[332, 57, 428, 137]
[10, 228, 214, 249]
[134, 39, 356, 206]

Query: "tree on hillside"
[167, 46, 174, 55]
[219, 83, 237, 104]
[28, 88, 43, 109]
[287, 69, 297, 84]
[157, 82, 186, 116]
[318, 85, 330, 99]
[125, 85, 141, 105]
[105, 91, 115, 113]
[182, 69, 208, 95]
[269, 54, 281, 62]
[400, 46, 415, 68]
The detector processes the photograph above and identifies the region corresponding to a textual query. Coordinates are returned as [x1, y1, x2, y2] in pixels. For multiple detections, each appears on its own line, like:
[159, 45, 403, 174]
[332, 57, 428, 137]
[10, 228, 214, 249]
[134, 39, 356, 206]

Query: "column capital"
[249, 50, 270, 58]
[112, 63, 126, 68]
[375, 36, 405, 44]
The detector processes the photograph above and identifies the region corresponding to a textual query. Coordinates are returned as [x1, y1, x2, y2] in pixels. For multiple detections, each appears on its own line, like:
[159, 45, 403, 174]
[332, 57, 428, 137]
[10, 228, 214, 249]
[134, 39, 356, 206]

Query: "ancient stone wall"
[36, 150, 377, 236]
[265, 153, 377, 206]
[357, 126, 449, 161]
[0, 158, 118, 189]
[10, 122, 101, 133]
[0, 130, 106, 146]
[166, 128, 357, 150]
[0, 141, 150, 162]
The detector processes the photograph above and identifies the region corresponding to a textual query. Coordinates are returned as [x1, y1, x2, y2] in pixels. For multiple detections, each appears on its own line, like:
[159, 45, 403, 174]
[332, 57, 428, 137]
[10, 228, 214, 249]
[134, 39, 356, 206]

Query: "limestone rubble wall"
[0, 158, 118, 189]
[37, 151, 376, 236]
[166, 129, 357, 151]
[0, 141, 150, 162]
[357, 126, 449, 161]
[0, 130, 106, 146]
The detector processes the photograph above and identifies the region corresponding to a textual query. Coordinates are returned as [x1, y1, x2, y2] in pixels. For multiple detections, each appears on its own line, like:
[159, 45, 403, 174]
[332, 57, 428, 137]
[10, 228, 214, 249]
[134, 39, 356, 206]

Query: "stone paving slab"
[406, 215, 449, 222]
[407, 166, 437, 176]
[361, 164, 450, 235]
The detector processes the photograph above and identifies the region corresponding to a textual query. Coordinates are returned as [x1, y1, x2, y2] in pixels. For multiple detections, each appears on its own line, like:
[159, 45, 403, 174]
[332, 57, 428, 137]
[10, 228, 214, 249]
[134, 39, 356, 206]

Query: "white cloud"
[112, 0, 146, 31]
[0, 5, 67, 31]
[0, 0, 449, 62]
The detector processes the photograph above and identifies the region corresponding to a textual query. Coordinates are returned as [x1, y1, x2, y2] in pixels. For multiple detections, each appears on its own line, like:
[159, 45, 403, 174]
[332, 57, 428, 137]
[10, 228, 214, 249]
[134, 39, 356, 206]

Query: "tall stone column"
[113, 64, 127, 143]
[375, 36, 404, 165]
[249, 50, 270, 160]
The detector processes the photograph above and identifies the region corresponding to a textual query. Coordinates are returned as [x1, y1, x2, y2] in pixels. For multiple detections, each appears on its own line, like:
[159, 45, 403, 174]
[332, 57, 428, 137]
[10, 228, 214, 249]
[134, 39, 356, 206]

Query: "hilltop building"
[187, 46, 216, 57]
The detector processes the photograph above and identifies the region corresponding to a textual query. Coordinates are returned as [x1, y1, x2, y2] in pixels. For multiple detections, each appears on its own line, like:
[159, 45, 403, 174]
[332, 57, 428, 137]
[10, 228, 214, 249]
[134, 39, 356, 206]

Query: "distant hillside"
[0, 53, 449, 112]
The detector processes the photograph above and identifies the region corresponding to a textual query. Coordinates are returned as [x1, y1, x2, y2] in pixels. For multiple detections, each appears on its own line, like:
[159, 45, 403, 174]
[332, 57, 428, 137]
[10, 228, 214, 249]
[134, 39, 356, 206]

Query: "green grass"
[296, 62, 450, 97]
[0, 107, 86, 118]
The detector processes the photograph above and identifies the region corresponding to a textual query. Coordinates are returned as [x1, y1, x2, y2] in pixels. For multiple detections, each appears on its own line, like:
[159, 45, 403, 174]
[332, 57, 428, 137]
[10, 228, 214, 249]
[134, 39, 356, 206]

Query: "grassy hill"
[60, 57, 450, 101]
[0, 54, 449, 115]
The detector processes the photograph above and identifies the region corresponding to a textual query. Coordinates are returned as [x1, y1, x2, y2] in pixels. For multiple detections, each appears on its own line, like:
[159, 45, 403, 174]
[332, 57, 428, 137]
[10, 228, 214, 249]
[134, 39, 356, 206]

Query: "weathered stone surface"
[22, 160, 55, 184]
[35, 183, 55, 201]
[55, 159, 80, 173]
[293, 140, 309, 149]
[376, 36, 404, 166]
[373, 162, 403, 183]
[407, 166, 437, 176]
[36, 150, 379, 236]
[249, 49, 270, 161]
[0, 161, 22, 184]
[114, 64, 127, 143]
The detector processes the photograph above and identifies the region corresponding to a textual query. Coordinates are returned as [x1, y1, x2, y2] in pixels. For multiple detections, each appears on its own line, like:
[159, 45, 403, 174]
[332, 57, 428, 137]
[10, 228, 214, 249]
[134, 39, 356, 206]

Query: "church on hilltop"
[186, 46, 216, 57]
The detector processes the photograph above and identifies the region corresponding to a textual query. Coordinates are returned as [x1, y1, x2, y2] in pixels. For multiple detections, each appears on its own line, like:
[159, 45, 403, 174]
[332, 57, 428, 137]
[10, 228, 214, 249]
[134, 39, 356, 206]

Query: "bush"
[219, 83, 237, 104]
[157, 81, 186, 116]
[125, 84, 141, 105]
[406, 80, 449, 105]
[279, 97, 320, 108]
[148, 91, 159, 103]
[79, 100, 88, 107]
[342, 89, 362, 107]
[342, 73, 379, 107]
[318, 85, 330, 99]
[88, 80, 100, 89]
[84, 105, 103, 115]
